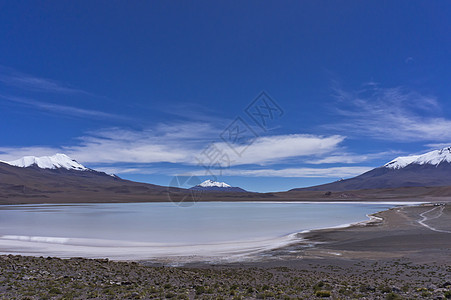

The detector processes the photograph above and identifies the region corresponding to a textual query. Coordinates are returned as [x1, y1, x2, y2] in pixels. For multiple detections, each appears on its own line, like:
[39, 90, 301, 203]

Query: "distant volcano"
[190, 180, 248, 192]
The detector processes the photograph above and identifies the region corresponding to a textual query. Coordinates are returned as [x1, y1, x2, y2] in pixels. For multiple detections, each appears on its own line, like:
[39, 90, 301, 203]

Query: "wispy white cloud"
[69, 131, 345, 167]
[92, 164, 371, 179]
[191, 166, 372, 178]
[306, 151, 399, 165]
[64, 123, 218, 164]
[328, 85, 451, 142]
[0, 123, 345, 168]
[212, 134, 345, 166]
[0, 66, 89, 94]
[92, 166, 159, 175]
[1, 95, 124, 120]
[424, 143, 451, 150]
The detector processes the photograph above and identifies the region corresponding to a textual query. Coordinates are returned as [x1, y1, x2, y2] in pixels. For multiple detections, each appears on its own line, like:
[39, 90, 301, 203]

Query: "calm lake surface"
[0, 202, 414, 260]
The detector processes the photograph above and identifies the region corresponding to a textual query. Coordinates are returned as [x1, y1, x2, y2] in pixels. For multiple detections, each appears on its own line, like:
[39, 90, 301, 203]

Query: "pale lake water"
[0, 202, 418, 262]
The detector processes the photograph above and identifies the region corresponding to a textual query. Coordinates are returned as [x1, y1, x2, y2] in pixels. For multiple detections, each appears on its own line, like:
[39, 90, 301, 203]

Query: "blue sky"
[0, 1, 450, 192]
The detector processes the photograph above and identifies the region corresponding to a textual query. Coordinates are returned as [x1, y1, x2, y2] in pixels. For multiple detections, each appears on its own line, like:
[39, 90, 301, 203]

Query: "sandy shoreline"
[252, 202, 451, 265]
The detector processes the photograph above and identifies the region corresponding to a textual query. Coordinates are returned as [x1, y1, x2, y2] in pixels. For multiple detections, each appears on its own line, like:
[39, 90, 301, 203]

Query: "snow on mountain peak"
[5, 154, 88, 171]
[198, 180, 232, 188]
[384, 147, 451, 169]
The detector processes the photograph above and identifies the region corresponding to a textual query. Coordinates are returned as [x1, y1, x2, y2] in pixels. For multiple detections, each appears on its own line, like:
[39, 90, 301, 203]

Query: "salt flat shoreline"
[0, 201, 422, 263]
[0, 201, 448, 264]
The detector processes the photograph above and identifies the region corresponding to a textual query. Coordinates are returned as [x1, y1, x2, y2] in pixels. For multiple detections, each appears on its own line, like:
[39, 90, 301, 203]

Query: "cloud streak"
[0, 66, 89, 94]
[190, 166, 372, 178]
[306, 151, 399, 165]
[88, 164, 371, 179]
[328, 85, 451, 142]
[1, 95, 124, 120]
[213, 134, 345, 166]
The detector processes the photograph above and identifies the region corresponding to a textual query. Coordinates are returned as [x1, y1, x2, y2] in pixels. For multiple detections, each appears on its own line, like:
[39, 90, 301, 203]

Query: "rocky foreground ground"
[0, 255, 450, 299]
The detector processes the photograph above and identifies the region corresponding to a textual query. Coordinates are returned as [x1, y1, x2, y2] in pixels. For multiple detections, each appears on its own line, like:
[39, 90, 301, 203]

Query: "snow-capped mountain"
[190, 180, 247, 192]
[384, 147, 451, 169]
[295, 146, 451, 192]
[4, 154, 88, 171]
[0, 153, 184, 204]
[198, 180, 232, 188]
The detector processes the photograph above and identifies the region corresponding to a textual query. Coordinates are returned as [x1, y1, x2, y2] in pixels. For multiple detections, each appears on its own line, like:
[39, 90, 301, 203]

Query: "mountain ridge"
[3, 148, 451, 204]
[293, 146, 451, 192]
